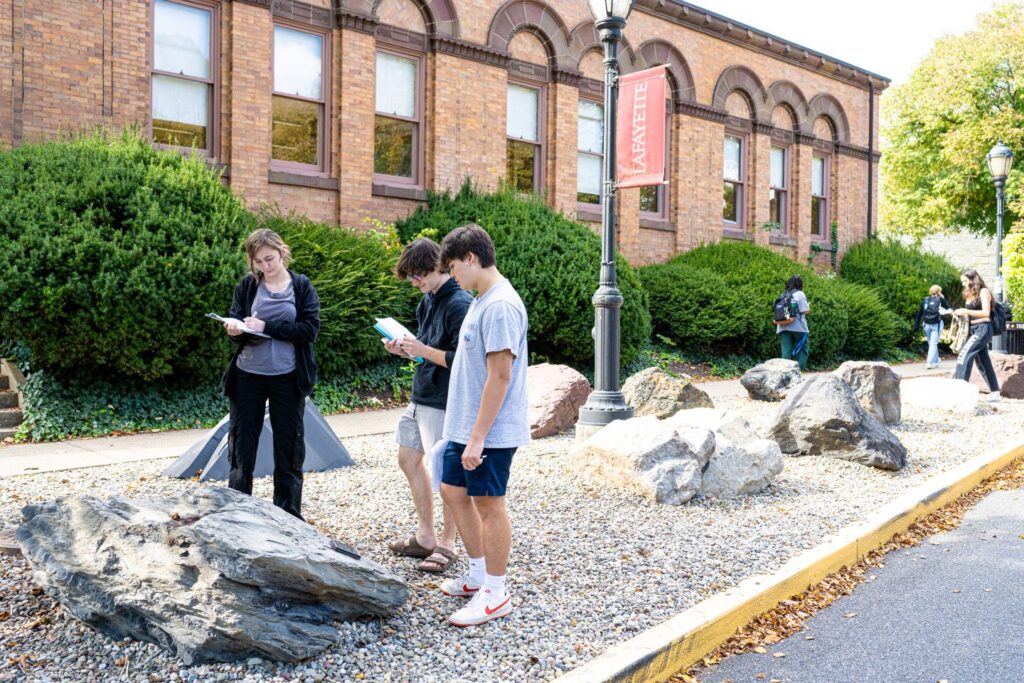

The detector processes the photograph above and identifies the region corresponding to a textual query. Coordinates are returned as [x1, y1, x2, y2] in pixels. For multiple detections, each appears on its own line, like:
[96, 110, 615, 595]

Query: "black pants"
[227, 368, 305, 519]
[954, 322, 1000, 392]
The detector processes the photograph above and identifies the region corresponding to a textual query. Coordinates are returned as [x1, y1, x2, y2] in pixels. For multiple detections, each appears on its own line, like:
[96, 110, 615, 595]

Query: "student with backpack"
[912, 285, 950, 369]
[954, 269, 1001, 401]
[774, 275, 810, 370]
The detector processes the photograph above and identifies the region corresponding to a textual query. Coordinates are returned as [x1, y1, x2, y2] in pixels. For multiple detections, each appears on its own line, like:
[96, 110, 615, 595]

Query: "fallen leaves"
[843, 612, 858, 619]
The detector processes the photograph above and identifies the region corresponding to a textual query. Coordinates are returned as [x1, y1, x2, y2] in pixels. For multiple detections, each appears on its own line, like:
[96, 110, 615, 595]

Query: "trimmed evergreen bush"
[839, 239, 962, 344]
[258, 210, 418, 379]
[0, 130, 251, 385]
[639, 263, 744, 352]
[830, 281, 899, 359]
[1004, 231, 1024, 312]
[394, 182, 651, 368]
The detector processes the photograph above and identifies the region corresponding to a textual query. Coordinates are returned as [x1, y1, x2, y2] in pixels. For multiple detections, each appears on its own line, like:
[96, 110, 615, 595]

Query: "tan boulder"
[527, 363, 591, 438]
[621, 367, 714, 419]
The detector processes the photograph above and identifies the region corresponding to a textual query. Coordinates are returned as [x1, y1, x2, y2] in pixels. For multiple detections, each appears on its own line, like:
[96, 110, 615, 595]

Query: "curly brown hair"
[394, 238, 441, 279]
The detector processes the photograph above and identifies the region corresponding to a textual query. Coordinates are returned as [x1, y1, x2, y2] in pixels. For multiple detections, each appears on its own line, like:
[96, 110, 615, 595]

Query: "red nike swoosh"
[485, 596, 511, 615]
[463, 584, 478, 593]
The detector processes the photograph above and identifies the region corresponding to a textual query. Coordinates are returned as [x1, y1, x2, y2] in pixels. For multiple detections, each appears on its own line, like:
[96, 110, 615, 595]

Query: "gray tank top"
[236, 279, 297, 376]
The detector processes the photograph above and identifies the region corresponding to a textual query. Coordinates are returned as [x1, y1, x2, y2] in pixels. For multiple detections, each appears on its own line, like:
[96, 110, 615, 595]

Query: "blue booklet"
[374, 317, 423, 364]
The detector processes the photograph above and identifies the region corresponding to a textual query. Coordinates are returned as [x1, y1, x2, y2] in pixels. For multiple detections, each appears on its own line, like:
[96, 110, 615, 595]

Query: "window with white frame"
[375, 50, 422, 183]
[769, 146, 788, 233]
[811, 154, 829, 237]
[577, 99, 603, 205]
[272, 25, 326, 169]
[723, 134, 744, 226]
[151, 0, 216, 155]
[507, 83, 543, 193]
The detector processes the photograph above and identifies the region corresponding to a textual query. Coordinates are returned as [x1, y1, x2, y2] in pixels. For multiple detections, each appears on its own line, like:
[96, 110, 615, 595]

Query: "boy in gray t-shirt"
[435, 224, 529, 628]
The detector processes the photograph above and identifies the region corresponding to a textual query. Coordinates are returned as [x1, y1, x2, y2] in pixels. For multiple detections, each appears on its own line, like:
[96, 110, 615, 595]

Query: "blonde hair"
[244, 229, 292, 278]
[929, 285, 942, 296]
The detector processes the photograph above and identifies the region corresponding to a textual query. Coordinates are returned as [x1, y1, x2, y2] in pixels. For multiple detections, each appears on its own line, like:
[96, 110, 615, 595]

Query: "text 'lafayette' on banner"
[615, 65, 667, 189]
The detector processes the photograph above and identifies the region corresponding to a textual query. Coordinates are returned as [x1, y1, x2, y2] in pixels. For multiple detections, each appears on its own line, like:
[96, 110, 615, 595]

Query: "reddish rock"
[527, 364, 591, 438]
[969, 353, 1024, 398]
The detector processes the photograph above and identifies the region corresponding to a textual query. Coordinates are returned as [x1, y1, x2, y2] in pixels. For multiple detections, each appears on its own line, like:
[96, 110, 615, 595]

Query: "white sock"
[468, 556, 486, 584]
[483, 573, 506, 595]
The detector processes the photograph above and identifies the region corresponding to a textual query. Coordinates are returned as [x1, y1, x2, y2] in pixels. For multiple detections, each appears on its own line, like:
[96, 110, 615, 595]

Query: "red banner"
[616, 65, 667, 189]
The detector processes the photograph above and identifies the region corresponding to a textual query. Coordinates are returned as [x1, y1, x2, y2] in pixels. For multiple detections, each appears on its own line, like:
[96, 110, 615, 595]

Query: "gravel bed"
[0, 397, 1021, 682]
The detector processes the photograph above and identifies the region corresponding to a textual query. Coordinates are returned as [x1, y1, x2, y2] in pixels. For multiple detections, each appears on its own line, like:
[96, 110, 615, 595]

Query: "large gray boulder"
[621, 367, 713, 419]
[17, 486, 407, 664]
[700, 434, 784, 499]
[769, 375, 907, 470]
[572, 416, 714, 505]
[833, 361, 901, 424]
[740, 359, 803, 402]
[901, 377, 978, 414]
[664, 408, 760, 445]
[527, 363, 591, 438]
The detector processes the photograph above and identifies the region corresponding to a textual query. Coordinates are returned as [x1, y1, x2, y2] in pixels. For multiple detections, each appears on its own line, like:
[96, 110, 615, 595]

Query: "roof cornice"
[632, 0, 890, 92]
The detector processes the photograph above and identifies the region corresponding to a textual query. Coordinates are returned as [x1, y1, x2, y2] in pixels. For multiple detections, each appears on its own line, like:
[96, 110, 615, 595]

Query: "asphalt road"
[705, 487, 1024, 683]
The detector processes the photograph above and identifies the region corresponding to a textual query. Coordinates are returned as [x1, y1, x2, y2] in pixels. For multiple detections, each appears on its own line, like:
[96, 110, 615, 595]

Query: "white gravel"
[0, 396, 1021, 682]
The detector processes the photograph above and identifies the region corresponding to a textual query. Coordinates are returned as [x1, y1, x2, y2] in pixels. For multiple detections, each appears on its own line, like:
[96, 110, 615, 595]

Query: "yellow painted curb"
[557, 435, 1024, 683]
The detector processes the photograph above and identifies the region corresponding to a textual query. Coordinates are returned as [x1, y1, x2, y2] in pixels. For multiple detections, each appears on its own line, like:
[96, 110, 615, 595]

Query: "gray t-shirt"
[237, 280, 297, 376]
[443, 279, 530, 448]
[776, 290, 809, 335]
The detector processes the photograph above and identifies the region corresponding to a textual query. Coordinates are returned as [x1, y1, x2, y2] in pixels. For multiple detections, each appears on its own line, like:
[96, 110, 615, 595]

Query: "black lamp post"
[577, 0, 635, 436]
[986, 140, 1013, 352]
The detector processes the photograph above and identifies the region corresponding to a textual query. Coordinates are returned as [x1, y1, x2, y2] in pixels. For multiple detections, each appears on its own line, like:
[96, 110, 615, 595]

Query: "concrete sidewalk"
[0, 359, 951, 478]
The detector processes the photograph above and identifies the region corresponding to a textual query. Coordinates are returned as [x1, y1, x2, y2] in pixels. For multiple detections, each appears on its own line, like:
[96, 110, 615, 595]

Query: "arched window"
[506, 31, 549, 194]
[769, 105, 796, 235]
[723, 91, 753, 232]
[811, 116, 836, 239]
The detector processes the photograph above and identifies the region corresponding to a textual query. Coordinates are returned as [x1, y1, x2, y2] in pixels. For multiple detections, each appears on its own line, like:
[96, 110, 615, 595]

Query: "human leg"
[954, 329, 985, 382]
[227, 370, 269, 496]
[793, 334, 810, 370]
[267, 373, 305, 519]
[972, 325, 1000, 393]
[924, 322, 941, 367]
[779, 331, 795, 361]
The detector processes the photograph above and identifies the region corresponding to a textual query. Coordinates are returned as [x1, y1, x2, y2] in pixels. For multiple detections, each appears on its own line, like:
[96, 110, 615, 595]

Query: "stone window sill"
[769, 234, 797, 247]
[640, 217, 673, 232]
[372, 182, 427, 201]
[722, 228, 752, 241]
[268, 170, 339, 191]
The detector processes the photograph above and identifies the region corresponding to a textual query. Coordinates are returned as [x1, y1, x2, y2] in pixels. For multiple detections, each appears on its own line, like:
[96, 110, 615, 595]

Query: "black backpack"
[922, 296, 942, 324]
[773, 290, 798, 323]
[992, 300, 1012, 336]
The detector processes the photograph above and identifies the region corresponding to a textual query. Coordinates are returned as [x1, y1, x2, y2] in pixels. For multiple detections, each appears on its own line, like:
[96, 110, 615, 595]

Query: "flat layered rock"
[17, 486, 407, 664]
[621, 367, 713, 419]
[833, 360, 901, 424]
[902, 377, 979, 414]
[741, 359, 803, 402]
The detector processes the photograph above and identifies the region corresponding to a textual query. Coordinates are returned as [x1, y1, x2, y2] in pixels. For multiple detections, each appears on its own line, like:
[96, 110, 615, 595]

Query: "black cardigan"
[220, 270, 320, 397]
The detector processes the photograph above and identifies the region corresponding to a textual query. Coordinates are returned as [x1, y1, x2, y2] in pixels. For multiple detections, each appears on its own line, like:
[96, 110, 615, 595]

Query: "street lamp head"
[986, 139, 1014, 183]
[586, 0, 632, 24]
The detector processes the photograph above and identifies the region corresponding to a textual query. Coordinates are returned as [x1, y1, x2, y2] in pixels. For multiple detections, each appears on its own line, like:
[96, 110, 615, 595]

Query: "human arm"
[461, 350, 513, 471]
[400, 295, 470, 368]
[225, 278, 250, 344]
[955, 290, 993, 319]
[913, 301, 924, 333]
[248, 276, 321, 342]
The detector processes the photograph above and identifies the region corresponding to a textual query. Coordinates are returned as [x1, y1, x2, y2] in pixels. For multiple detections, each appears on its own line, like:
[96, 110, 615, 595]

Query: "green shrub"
[256, 211, 417, 379]
[1004, 231, 1024, 312]
[394, 181, 651, 369]
[639, 263, 744, 352]
[662, 242, 848, 364]
[839, 239, 962, 344]
[830, 281, 899, 359]
[0, 130, 251, 385]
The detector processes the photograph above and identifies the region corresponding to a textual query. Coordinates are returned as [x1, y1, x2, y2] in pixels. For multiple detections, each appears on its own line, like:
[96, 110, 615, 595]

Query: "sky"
[687, 0, 1001, 85]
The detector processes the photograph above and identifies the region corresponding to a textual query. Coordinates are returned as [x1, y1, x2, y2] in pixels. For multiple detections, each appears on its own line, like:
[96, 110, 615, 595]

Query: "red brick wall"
[0, 0, 885, 267]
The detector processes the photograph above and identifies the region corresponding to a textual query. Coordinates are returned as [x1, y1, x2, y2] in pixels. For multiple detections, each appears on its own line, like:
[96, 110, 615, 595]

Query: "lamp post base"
[576, 392, 634, 440]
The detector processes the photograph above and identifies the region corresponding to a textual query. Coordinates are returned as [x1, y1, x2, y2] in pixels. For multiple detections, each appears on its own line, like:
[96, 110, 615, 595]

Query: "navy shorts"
[441, 441, 517, 497]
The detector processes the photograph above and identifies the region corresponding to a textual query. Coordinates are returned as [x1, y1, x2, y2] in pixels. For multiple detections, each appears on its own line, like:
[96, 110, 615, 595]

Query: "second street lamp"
[986, 140, 1013, 352]
[577, 0, 634, 436]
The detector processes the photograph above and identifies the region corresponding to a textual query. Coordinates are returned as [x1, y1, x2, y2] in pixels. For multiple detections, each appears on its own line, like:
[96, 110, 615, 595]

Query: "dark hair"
[438, 223, 496, 269]
[785, 275, 803, 292]
[394, 237, 441, 279]
[961, 269, 988, 301]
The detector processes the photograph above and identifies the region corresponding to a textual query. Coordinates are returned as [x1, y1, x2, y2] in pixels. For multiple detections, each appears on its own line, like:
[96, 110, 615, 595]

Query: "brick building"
[0, 0, 888, 265]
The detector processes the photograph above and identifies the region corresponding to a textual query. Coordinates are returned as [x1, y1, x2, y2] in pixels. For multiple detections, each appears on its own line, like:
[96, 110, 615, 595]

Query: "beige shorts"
[394, 403, 446, 454]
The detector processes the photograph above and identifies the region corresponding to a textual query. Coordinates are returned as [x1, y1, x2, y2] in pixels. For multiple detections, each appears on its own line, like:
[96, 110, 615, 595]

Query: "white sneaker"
[440, 572, 481, 598]
[448, 587, 513, 627]
[983, 392, 1002, 403]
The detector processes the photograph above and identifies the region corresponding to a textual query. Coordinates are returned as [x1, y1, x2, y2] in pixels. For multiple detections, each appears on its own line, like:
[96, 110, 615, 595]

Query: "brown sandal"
[416, 546, 457, 573]
[387, 535, 434, 559]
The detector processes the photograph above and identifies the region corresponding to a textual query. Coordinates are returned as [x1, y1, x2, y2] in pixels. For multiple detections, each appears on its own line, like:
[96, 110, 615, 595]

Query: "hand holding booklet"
[374, 317, 423, 363]
[207, 313, 270, 339]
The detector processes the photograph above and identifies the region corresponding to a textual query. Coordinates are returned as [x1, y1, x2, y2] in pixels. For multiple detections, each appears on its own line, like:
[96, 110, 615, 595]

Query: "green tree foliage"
[881, 2, 1024, 238]
[395, 181, 652, 369]
[0, 130, 251, 385]
[1003, 231, 1024, 309]
[258, 210, 418, 379]
[839, 238, 962, 344]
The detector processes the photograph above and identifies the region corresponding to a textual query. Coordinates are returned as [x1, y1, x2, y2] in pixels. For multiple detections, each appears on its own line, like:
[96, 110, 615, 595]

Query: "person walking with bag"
[774, 275, 810, 370]
[221, 228, 320, 519]
[953, 269, 1000, 401]
[913, 285, 950, 369]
